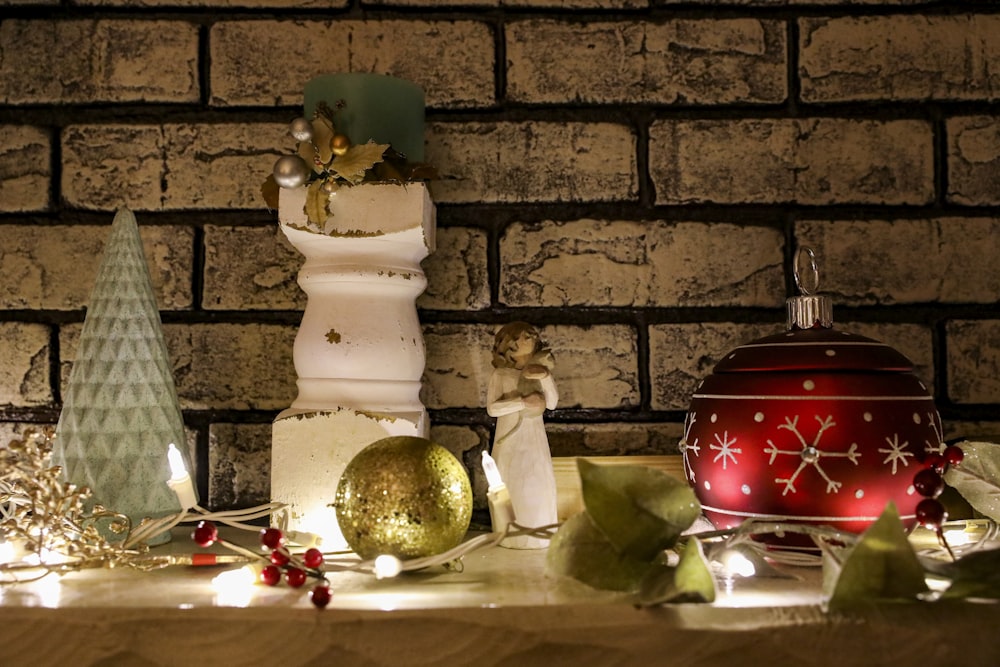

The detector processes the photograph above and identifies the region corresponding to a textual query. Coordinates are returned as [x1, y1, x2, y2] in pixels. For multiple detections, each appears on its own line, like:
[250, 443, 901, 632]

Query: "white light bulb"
[481, 451, 504, 490]
[167, 443, 188, 481]
[374, 554, 402, 579]
[721, 550, 756, 578]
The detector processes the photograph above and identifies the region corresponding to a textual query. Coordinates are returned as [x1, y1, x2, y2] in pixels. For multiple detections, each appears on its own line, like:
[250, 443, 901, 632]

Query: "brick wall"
[1, 2, 998, 511]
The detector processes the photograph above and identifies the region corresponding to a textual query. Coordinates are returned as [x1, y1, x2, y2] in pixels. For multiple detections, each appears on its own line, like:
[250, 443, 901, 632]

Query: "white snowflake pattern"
[764, 415, 861, 495]
[878, 434, 914, 474]
[711, 431, 741, 470]
[924, 414, 946, 455]
[679, 412, 701, 482]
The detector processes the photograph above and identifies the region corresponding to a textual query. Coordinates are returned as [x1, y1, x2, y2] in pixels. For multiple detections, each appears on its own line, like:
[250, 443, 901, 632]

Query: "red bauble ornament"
[682, 248, 943, 544]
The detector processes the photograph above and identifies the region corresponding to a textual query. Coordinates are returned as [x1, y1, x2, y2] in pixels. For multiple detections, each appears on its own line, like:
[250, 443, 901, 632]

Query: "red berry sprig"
[190, 522, 331, 608]
[254, 528, 330, 606]
[913, 444, 964, 558]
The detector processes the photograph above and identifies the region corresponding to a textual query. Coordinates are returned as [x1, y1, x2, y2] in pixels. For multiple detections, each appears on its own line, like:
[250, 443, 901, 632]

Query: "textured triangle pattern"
[55, 207, 192, 537]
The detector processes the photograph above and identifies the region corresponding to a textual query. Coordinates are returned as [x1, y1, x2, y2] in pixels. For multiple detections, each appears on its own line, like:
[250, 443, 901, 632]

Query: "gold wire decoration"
[0, 427, 159, 583]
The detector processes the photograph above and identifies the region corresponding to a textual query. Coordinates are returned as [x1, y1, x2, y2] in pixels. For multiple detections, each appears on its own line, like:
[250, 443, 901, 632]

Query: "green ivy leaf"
[546, 511, 655, 593]
[936, 548, 1000, 600]
[824, 503, 928, 610]
[637, 538, 716, 606]
[944, 441, 1000, 522]
[578, 459, 700, 561]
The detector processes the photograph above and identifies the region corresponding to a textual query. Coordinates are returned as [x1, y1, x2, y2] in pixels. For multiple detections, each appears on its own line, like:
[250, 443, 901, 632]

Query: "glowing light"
[167, 443, 188, 480]
[166, 443, 198, 510]
[944, 527, 974, 547]
[374, 554, 403, 579]
[0, 541, 16, 564]
[721, 550, 756, 578]
[213, 566, 258, 607]
[481, 451, 504, 490]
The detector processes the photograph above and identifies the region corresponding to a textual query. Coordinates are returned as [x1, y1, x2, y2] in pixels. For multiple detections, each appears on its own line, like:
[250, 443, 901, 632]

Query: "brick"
[651, 119, 933, 205]
[62, 124, 288, 211]
[0, 20, 198, 104]
[650, 322, 776, 411]
[948, 116, 1000, 206]
[367, 0, 646, 7]
[422, 323, 639, 410]
[500, 219, 784, 308]
[77, 0, 345, 6]
[61, 323, 297, 410]
[0, 323, 52, 407]
[947, 320, 1000, 405]
[0, 225, 193, 310]
[419, 227, 490, 311]
[659, 0, 934, 3]
[204, 226, 303, 310]
[800, 16, 1000, 103]
[62, 126, 165, 211]
[0, 126, 50, 212]
[795, 218, 1000, 305]
[208, 423, 272, 510]
[209, 21, 494, 109]
[507, 19, 785, 105]
[166, 323, 297, 410]
[427, 122, 637, 204]
[943, 421, 1000, 442]
[548, 423, 684, 457]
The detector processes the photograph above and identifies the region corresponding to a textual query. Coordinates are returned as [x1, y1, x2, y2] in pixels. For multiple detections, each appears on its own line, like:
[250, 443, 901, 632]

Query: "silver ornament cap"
[786, 246, 833, 330]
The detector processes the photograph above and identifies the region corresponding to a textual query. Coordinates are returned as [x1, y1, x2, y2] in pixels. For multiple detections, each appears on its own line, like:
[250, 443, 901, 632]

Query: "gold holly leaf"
[330, 141, 389, 184]
[301, 115, 336, 167]
[304, 179, 330, 226]
[261, 174, 280, 210]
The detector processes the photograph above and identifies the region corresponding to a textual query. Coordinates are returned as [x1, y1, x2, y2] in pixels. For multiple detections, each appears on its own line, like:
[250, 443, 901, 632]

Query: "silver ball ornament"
[289, 117, 313, 142]
[272, 155, 311, 189]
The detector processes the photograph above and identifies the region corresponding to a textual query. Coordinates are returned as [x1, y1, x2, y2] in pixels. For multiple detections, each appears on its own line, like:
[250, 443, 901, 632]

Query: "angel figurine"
[486, 322, 559, 548]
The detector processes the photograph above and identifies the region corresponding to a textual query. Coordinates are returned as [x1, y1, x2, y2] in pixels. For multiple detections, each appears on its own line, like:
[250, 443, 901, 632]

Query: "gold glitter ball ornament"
[334, 436, 473, 559]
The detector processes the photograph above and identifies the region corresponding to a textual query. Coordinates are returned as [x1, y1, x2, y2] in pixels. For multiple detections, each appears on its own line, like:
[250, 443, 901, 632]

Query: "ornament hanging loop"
[793, 246, 820, 296]
[787, 246, 833, 330]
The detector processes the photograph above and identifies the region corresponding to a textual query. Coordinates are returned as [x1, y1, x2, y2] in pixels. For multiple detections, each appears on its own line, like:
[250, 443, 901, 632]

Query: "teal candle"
[304, 73, 425, 162]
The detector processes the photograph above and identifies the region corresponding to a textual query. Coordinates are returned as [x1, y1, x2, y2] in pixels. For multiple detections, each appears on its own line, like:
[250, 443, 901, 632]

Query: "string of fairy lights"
[0, 427, 994, 608]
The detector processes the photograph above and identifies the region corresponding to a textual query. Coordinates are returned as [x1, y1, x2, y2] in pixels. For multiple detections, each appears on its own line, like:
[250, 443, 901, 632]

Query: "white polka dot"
[855, 489, 864, 499]
[907, 485, 915, 495]
[825, 349, 836, 357]
[803, 379, 815, 391]
[754, 412, 765, 423]
[741, 484, 751, 495]
[912, 413, 922, 424]
[710, 413, 718, 423]
[704, 480, 712, 491]
[863, 412, 873, 422]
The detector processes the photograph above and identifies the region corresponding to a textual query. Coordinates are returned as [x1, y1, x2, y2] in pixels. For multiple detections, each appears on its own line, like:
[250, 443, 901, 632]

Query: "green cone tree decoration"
[55, 207, 194, 544]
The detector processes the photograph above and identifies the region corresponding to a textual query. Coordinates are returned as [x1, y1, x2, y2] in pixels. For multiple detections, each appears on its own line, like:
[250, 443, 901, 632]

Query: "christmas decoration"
[486, 321, 559, 549]
[0, 428, 283, 581]
[54, 207, 194, 544]
[681, 248, 943, 543]
[261, 74, 436, 223]
[333, 436, 473, 559]
[267, 74, 437, 549]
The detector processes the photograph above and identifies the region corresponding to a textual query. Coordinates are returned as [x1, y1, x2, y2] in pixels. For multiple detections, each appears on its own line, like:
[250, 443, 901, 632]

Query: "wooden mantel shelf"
[1, 533, 999, 667]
